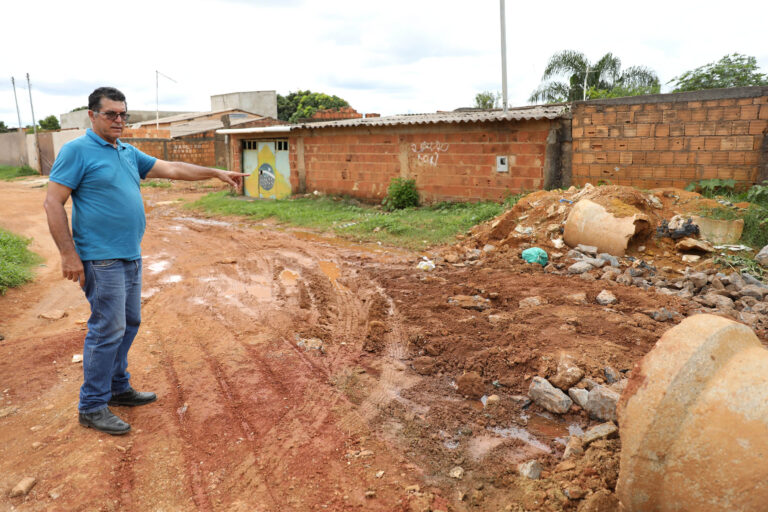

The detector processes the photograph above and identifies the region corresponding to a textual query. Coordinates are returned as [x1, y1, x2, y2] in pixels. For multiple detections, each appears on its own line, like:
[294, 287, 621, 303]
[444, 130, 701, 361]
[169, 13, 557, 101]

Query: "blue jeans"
[79, 258, 142, 413]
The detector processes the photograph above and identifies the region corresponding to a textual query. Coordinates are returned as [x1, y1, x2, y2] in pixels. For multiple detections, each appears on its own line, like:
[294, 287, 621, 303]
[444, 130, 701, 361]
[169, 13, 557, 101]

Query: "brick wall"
[572, 86, 768, 189]
[124, 118, 283, 168]
[284, 120, 551, 202]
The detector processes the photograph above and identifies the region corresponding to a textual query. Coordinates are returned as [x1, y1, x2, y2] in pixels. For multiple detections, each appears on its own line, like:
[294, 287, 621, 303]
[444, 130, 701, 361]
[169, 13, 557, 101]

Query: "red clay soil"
[0, 179, 763, 511]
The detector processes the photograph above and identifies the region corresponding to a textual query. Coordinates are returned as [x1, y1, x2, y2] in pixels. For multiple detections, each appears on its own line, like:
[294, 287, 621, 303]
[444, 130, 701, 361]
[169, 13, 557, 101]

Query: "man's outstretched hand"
[215, 170, 250, 188]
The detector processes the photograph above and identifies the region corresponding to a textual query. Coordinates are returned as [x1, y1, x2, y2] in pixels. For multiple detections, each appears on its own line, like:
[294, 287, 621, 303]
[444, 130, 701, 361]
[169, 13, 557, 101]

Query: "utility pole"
[156, 70, 177, 131]
[583, 65, 589, 101]
[499, 0, 508, 114]
[11, 77, 27, 166]
[26, 73, 41, 174]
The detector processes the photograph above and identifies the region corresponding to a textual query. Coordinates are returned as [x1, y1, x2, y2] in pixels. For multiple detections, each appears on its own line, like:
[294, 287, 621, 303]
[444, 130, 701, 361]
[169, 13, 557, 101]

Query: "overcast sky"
[2, 0, 767, 128]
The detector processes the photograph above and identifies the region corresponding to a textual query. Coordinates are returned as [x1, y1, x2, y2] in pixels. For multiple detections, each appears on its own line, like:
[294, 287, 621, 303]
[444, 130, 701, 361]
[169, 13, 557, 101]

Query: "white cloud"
[2, 0, 767, 127]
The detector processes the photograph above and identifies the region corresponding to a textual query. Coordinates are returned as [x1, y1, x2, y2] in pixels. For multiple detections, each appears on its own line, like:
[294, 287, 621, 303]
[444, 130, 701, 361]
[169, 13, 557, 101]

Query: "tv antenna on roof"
[155, 70, 177, 130]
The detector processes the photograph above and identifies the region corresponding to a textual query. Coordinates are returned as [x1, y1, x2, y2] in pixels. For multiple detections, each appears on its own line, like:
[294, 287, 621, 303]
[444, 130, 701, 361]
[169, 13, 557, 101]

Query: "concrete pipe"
[617, 314, 768, 511]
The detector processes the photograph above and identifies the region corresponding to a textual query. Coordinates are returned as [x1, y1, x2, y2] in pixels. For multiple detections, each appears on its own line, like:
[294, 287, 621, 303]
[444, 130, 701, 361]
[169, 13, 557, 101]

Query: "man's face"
[88, 98, 127, 144]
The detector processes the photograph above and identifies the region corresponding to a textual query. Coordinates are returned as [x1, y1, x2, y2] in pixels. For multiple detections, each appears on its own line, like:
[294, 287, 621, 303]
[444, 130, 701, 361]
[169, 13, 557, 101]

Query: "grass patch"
[188, 191, 507, 250]
[141, 179, 172, 188]
[741, 205, 768, 249]
[696, 206, 742, 221]
[713, 253, 765, 278]
[0, 165, 38, 181]
[0, 229, 41, 294]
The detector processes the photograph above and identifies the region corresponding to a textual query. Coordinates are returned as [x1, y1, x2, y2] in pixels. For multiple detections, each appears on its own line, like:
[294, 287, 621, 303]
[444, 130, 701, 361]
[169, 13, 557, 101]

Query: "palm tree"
[529, 50, 659, 103]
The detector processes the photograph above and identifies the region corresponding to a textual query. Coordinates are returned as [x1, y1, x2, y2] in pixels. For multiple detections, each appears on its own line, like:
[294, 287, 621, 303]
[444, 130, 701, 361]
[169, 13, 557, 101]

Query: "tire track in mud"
[159, 346, 214, 512]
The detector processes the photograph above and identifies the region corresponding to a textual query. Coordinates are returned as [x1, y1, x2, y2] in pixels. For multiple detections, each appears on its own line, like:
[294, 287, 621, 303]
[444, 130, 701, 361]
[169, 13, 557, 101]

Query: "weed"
[740, 205, 768, 249]
[0, 229, 41, 294]
[685, 178, 736, 197]
[746, 180, 768, 206]
[695, 206, 741, 221]
[382, 178, 419, 211]
[0, 165, 38, 181]
[713, 253, 765, 278]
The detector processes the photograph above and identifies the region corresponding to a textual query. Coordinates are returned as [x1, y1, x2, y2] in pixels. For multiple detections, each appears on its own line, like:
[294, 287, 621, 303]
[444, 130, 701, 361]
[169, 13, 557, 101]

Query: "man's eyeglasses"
[93, 111, 130, 121]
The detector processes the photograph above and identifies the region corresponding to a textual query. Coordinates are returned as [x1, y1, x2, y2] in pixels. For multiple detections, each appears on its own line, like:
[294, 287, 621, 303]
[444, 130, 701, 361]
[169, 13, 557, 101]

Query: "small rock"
[603, 366, 621, 384]
[32, 442, 43, 449]
[566, 249, 586, 260]
[71, 354, 83, 364]
[510, 395, 532, 408]
[555, 460, 576, 472]
[482, 244, 496, 253]
[598, 253, 620, 267]
[519, 296, 547, 308]
[582, 421, 619, 446]
[565, 292, 588, 304]
[696, 293, 735, 310]
[741, 285, 768, 300]
[30, 425, 43, 432]
[444, 252, 460, 264]
[596, 290, 617, 305]
[585, 386, 619, 421]
[580, 272, 597, 282]
[688, 272, 709, 289]
[739, 311, 759, 326]
[579, 489, 620, 511]
[39, 310, 67, 321]
[552, 238, 565, 249]
[568, 388, 589, 408]
[529, 377, 573, 414]
[563, 436, 584, 459]
[297, 337, 324, 351]
[375, 470, 384, 478]
[404, 484, 420, 493]
[465, 249, 482, 261]
[9, 477, 36, 498]
[583, 257, 606, 268]
[610, 379, 629, 395]
[365, 490, 376, 498]
[575, 244, 598, 256]
[650, 308, 676, 322]
[550, 354, 585, 390]
[0, 406, 19, 418]
[449, 466, 464, 479]
[457, 372, 485, 399]
[448, 295, 490, 311]
[565, 485, 587, 500]
[601, 267, 621, 281]
[682, 254, 701, 263]
[485, 394, 501, 406]
[568, 261, 594, 274]
[518, 460, 542, 480]
[756, 245, 768, 266]
[676, 238, 714, 253]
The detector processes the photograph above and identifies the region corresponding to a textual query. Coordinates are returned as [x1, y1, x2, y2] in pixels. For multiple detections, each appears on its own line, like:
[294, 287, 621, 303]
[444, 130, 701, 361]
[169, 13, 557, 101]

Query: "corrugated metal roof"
[165, 116, 266, 137]
[292, 105, 568, 130]
[130, 108, 258, 128]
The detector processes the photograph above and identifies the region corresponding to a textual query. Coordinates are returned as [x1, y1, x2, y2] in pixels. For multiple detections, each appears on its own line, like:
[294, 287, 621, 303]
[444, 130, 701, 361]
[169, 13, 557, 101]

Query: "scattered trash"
[656, 216, 699, 240]
[416, 257, 435, 271]
[521, 247, 548, 266]
[714, 244, 752, 252]
[559, 198, 573, 204]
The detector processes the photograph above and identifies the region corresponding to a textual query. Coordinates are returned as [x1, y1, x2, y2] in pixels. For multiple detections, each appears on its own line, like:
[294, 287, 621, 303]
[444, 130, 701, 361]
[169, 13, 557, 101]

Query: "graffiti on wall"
[410, 141, 449, 167]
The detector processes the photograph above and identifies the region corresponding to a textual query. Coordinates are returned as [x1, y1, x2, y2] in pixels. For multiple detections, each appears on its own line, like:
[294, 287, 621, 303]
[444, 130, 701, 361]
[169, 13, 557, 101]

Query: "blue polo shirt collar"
[85, 128, 127, 149]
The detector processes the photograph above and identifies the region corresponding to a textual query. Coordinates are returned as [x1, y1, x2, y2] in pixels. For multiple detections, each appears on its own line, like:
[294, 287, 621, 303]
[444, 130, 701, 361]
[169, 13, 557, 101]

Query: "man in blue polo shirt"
[44, 87, 247, 435]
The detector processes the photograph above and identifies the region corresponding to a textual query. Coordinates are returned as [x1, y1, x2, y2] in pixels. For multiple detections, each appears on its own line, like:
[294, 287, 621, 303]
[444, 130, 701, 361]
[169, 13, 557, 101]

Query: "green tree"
[529, 50, 659, 103]
[474, 91, 501, 109]
[38, 115, 60, 131]
[277, 90, 350, 123]
[70, 106, 88, 112]
[0, 121, 10, 133]
[669, 53, 768, 92]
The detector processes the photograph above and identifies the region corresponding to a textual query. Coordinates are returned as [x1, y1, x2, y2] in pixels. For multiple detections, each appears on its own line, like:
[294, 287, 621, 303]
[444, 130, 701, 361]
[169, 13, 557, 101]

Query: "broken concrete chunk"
[740, 285, 768, 300]
[691, 215, 744, 245]
[518, 460, 542, 480]
[687, 272, 709, 289]
[598, 253, 620, 267]
[564, 199, 651, 257]
[529, 377, 573, 414]
[449, 466, 465, 479]
[585, 385, 619, 421]
[566, 249, 586, 260]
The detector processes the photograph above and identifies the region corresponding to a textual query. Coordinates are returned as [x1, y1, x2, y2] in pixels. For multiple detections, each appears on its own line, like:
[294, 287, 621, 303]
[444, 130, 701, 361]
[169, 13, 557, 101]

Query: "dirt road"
[0, 179, 737, 511]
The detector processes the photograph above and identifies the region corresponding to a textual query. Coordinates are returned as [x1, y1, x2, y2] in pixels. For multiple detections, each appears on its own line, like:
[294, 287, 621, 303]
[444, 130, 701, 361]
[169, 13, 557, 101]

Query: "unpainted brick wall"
[572, 88, 768, 189]
[283, 120, 550, 202]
